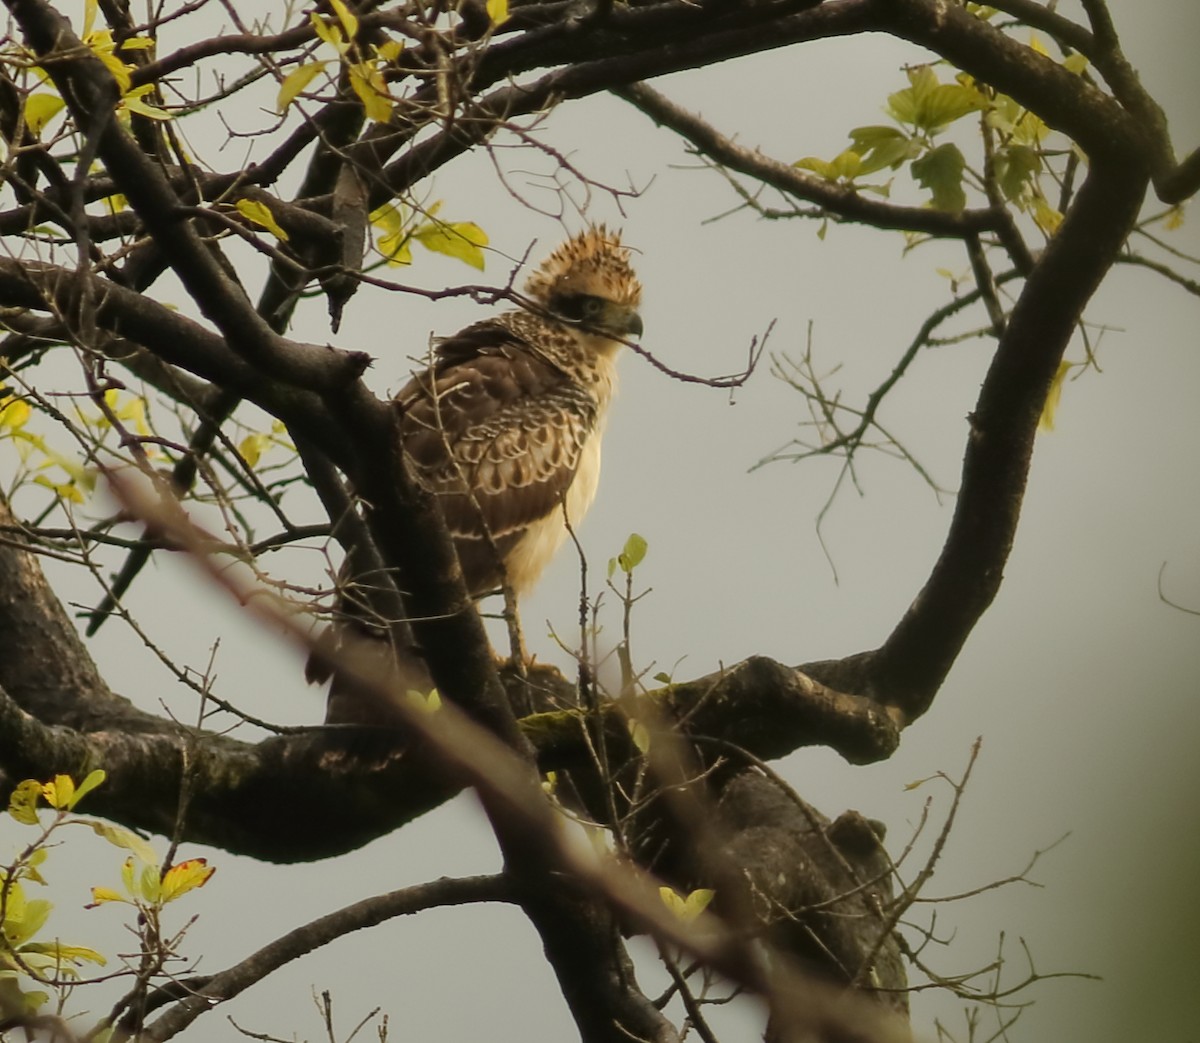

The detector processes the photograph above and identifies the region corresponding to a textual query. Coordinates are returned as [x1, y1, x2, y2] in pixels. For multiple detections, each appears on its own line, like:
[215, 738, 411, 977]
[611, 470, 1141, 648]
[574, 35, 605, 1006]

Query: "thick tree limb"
[868, 156, 1149, 719]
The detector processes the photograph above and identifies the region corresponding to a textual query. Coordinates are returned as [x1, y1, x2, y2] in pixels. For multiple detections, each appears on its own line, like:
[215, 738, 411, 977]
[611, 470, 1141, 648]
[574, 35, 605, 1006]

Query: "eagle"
[313, 226, 643, 718]
[401, 224, 643, 597]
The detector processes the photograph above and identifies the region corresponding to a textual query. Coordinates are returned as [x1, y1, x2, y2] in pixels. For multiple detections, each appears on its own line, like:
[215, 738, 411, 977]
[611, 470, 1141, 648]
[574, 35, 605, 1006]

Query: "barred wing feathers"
[398, 319, 599, 594]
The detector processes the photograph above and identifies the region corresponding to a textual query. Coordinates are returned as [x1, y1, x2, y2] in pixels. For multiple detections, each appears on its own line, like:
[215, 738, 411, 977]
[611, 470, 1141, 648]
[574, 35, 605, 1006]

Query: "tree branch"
[868, 156, 1149, 719]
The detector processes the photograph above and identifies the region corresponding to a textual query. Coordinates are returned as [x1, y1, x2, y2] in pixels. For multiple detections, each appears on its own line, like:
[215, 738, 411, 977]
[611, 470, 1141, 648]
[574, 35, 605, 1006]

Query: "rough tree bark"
[0, 0, 1194, 1039]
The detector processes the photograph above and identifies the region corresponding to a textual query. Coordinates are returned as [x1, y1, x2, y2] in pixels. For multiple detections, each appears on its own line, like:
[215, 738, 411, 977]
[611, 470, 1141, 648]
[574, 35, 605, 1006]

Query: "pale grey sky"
[12, 2, 1200, 1041]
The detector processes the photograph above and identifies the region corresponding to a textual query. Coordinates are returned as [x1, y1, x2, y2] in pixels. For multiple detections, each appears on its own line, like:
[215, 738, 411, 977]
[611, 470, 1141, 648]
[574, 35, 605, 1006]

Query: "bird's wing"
[399, 320, 596, 593]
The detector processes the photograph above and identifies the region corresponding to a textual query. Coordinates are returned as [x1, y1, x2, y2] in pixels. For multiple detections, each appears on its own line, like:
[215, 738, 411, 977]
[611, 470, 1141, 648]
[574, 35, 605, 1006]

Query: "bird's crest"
[524, 225, 642, 309]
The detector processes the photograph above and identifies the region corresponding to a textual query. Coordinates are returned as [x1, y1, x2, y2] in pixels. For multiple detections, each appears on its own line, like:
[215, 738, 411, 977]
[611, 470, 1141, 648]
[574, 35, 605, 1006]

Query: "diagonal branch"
[615, 81, 1013, 238]
[867, 156, 1149, 720]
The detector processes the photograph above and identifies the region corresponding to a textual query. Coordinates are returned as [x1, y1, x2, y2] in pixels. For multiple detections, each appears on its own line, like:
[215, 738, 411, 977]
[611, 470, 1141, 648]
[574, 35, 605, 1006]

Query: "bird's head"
[524, 225, 644, 341]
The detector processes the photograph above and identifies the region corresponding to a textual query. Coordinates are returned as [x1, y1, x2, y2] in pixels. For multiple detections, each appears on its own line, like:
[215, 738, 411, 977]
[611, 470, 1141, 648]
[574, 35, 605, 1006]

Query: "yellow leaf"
[330, 0, 359, 39]
[405, 688, 442, 714]
[378, 228, 413, 266]
[239, 433, 265, 467]
[25, 849, 48, 885]
[83, 0, 98, 36]
[1062, 52, 1088, 75]
[8, 780, 43, 824]
[121, 85, 171, 121]
[376, 38, 404, 63]
[85, 887, 128, 908]
[1031, 194, 1063, 235]
[24, 93, 64, 134]
[159, 858, 215, 902]
[277, 60, 327, 113]
[369, 201, 404, 235]
[658, 886, 714, 922]
[40, 774, 75, 809]
[1164, 205, 1185, 231]
[103, 193, 127, 214]
[1039, 360, 1071, 432]
[235, 198, 290, 242]
[69, 769, 106, 809]
[310, 11, 347, 54]
[86, 30, 132, 93]
[0, 396, 31, 431]
[31, 476, 85, 503]
[486, 0, 509, 25]
[118, 36, 154, 50]
[541, 771, 558, 795]
[89, 821, 159, 866]
[628, 718, 651, 754]
[348, 61, 392, 123]
[113, 394, 150, 436]
[682, 888, 715, 920]
[414, 220, 488, 270]
[2, 886, 53, 946]
[25, 941, 107, 966]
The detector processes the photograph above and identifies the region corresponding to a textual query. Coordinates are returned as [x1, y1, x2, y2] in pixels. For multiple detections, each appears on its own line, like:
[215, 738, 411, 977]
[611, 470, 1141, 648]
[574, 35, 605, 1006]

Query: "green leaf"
[616, 532, 647, 573]
[917, 83, 987, 132]
[886, 67, 985, 133]
[0, 977, 48, 1016]
[911, 143, 967, 212]
[848, 125, 914, 175]
[794, 156, 833, 180]
[414, 221, 488, 269]
[993, 143, 1040, 202]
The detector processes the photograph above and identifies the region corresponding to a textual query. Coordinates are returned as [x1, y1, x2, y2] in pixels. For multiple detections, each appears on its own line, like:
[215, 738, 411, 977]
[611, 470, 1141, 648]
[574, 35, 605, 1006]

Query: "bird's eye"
[549, 293, 606, 325]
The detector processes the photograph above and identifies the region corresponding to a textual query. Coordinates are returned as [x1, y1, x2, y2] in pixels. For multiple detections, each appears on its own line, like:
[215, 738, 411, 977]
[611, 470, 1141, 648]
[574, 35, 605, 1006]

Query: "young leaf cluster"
[795, 54, 1086, 226]
[2, 771, 216, 1029]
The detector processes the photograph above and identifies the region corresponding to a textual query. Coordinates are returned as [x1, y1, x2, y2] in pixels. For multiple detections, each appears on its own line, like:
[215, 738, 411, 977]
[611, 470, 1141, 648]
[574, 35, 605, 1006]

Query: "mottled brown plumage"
[395, 225, 642, 595]
[313, 226, 643, 713]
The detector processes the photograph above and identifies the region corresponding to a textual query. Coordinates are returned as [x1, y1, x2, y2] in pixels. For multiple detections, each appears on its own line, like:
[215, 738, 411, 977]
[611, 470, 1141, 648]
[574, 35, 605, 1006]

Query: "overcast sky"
[11, 2, 1200, 1041]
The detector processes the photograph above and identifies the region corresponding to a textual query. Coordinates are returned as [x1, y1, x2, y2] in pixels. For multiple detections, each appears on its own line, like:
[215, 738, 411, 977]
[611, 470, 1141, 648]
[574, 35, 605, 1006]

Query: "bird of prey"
[400, 224, 643, 598]
[313, 225, 643, 715]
